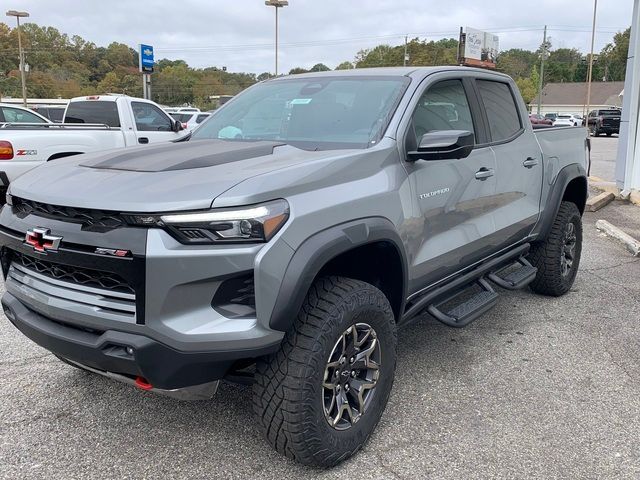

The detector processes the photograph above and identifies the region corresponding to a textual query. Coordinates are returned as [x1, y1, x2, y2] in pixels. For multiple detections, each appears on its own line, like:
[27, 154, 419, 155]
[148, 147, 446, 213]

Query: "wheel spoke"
[350, 377, 378, 412]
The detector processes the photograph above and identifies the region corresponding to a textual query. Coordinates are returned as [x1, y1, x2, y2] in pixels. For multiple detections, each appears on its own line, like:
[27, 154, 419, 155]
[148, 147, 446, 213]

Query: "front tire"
[253, 276, 397, 467]
[528, 201, 583, 296]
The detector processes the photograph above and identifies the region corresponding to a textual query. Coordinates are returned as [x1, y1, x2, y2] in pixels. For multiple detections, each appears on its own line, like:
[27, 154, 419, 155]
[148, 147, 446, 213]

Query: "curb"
[595, 220, 640, 257]
[586, 192, 615, 212]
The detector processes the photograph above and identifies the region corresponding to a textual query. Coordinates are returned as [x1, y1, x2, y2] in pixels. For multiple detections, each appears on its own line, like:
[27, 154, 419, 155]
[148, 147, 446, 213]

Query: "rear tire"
[528, 201, 582, 296]
[253, 276, 397, 467]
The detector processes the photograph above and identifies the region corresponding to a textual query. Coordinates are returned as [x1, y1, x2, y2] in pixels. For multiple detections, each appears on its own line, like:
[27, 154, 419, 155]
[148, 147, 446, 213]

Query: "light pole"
[265, 0, 288, 76]
[6, 10, 29, 107]
[584, 0, 598, 118]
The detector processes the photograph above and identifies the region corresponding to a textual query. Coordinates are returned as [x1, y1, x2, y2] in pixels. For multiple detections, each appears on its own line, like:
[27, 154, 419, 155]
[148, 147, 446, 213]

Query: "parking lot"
[589, 134, 621, 182]
[1, 200, 639, 479]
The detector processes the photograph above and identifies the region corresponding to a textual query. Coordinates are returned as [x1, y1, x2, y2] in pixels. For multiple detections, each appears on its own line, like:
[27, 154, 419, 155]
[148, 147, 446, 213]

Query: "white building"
[529, 81, 623, 116]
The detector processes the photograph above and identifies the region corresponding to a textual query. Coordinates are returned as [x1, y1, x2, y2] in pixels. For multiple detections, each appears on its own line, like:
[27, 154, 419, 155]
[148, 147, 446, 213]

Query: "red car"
[529, 113, 553, 125]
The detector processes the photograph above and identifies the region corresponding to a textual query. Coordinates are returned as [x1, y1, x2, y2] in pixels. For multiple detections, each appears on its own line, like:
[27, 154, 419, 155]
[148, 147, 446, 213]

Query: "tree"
[289, 67, 308, 74]
[335, 61, 353, 70]
[257, 72, 273, 81]
[309, 63, 330, 72]
[600, 28, 630, 81]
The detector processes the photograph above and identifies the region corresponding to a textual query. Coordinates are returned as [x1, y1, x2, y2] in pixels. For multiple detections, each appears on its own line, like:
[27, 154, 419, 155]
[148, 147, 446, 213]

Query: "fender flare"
[532, 163, 588, 240]
[268, 217, 408, 332]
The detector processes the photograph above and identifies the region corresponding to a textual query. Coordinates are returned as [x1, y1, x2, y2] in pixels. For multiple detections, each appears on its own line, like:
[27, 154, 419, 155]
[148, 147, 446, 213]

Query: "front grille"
[12, 251, 134, 295]
[12, 197, 126, 231]
[7, 253, 137, 323]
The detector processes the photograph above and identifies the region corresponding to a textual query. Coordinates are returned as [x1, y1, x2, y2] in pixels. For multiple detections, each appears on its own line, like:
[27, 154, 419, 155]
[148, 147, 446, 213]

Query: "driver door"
[130, 101, 184, 144]
[402, 76, 498, 292]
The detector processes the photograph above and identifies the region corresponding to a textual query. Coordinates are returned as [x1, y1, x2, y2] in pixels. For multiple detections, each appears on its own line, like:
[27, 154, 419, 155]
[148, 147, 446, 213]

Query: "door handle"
[523, 157, 538, 168]
[475, 167, 494, 180]
[138, 137, 149, 144]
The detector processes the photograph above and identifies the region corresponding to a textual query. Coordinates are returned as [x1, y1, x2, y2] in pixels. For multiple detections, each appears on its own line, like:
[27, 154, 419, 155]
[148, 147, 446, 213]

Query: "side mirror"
[173, 119, 184, 132]
[407, 130, 475, 161]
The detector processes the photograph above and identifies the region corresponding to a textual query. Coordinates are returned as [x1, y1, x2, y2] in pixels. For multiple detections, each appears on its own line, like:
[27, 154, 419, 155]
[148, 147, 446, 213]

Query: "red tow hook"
[135, 376, 153, 391]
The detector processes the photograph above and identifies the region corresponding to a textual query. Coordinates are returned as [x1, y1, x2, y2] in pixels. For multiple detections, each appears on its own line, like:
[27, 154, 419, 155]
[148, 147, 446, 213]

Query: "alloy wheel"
[322, 323, 381, 431]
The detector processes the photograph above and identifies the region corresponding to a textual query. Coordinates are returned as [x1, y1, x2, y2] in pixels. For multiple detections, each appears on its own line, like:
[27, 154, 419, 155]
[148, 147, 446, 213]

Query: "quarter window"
[410, 79, 475, 146]
[476, 80, 522, 142]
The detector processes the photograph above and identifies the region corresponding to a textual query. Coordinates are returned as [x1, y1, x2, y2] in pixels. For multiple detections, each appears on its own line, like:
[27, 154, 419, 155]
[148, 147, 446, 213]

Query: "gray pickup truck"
[0, 67, 588, 467]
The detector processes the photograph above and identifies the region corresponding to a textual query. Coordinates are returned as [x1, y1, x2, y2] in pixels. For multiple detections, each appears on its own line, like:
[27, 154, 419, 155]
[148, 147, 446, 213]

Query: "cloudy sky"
[7, 0, 634, 74]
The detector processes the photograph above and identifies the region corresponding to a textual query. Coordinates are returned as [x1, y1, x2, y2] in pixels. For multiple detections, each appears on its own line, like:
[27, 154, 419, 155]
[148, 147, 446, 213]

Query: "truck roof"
[272, 66, 512, 81]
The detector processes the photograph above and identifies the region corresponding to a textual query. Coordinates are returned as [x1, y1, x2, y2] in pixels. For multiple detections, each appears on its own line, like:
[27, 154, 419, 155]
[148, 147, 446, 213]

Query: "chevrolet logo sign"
[25, 227, 62, 253]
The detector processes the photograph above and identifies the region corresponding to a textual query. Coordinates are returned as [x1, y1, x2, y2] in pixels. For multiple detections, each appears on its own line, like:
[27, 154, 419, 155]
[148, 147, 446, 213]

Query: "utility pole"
[536, 25, 548, 115]
[585, 0, 598, 118]
[265, 1, 288, 76]
[6, 10, 29, 107]
[403, 36, 409, 66]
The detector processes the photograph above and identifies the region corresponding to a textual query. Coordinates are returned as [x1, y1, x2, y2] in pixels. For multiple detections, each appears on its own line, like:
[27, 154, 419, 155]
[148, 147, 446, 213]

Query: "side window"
[65, 101, 120, 127]
[476, 80, 522, 142]
[2, 107, 46, 124]
[410, 79, 475, 146]
[132, 102, 173, 132]
[196, 114, 209, 124]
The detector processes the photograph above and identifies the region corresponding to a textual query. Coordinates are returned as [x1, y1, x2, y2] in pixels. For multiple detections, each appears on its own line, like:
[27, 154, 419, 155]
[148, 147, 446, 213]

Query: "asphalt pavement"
[589, 134, 620, 182]
[1, 204, 639, 479]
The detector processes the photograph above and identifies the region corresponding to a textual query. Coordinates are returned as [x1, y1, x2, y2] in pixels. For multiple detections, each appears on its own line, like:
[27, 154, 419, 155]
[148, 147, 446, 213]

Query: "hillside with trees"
[0, 22, 630, 108]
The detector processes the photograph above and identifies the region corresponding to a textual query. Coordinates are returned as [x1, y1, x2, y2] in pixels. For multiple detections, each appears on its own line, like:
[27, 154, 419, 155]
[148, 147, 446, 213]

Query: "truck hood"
[8, 140, 348, 212]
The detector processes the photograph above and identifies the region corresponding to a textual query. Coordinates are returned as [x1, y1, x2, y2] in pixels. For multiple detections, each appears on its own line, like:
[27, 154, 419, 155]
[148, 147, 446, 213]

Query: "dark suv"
[587, 108, 621, 136]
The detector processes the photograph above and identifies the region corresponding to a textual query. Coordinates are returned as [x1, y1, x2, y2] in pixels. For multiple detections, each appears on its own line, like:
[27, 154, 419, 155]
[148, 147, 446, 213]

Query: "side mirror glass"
[407, 130, 474, 161]
[173, 119, 184, 132]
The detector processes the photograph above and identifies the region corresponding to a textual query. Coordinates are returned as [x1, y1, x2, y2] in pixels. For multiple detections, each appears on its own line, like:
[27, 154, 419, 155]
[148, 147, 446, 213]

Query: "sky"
[5, 0, 634, 74]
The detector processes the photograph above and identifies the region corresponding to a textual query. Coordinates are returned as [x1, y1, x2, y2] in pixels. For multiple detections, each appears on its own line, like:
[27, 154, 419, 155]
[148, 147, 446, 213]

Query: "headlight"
[127, 199, 289, 244]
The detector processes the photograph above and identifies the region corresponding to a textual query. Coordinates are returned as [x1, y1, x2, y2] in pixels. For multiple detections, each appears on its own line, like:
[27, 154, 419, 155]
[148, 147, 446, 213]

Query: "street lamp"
[6, 10, 29, 107]
[265, 0, 288, 76]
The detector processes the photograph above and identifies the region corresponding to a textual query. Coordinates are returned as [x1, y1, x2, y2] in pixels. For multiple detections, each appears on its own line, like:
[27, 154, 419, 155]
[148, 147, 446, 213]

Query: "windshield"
[192, 76, 410, 150]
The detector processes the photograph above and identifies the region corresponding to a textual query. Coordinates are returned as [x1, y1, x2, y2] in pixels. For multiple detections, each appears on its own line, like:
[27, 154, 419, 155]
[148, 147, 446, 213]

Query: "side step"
[427, 278, 498, 328]
[488, 257, 537, 290]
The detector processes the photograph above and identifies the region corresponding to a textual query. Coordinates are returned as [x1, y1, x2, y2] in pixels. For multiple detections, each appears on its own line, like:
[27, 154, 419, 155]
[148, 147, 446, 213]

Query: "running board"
[487, 257, 537, 290]
[427, 278, 498, 328]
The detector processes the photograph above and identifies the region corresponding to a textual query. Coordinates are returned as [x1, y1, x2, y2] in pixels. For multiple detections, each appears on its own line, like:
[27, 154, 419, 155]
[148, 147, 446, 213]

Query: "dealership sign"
[139, 44, 154, 73]
[459, 27, 500, 69]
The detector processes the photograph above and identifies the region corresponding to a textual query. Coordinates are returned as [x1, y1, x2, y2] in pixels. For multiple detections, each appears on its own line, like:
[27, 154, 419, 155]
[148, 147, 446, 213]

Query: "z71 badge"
[16, 149, 38, 156]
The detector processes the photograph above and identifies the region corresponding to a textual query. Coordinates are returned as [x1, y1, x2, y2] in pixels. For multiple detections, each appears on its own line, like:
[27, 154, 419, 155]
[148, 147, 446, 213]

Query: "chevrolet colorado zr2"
[0, 67, 589, 467]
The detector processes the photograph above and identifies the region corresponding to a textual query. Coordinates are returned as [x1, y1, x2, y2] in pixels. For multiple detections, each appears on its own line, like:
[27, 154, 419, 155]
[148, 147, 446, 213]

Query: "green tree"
[335, 61, 353, 70]
[309, 63, 330, 72]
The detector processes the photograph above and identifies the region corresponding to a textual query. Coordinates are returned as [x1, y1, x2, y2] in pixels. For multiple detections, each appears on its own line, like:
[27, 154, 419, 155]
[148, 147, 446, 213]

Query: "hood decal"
[80, 140, 285, 172]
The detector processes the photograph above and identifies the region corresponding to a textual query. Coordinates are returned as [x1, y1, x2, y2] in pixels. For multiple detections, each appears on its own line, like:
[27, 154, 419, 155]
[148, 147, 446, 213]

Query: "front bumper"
[2, 291, 281, 390]
[0, 203, 290, 391]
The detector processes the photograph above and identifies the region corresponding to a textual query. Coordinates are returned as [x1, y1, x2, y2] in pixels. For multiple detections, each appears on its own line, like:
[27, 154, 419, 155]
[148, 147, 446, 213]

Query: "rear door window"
[476, 80, 522, 142]
[196, 114, 210, 124]
[65, 101, 120, 127]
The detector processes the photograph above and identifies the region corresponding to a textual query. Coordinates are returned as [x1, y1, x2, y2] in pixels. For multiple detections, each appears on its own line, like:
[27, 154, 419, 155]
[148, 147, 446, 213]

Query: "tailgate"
[602, 116, 621, 128]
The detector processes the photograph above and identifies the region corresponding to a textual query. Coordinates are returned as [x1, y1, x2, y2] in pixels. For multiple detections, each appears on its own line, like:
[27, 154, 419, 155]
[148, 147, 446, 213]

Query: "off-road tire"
[528, 201, 582, 296]
[253, 276, 397, 467]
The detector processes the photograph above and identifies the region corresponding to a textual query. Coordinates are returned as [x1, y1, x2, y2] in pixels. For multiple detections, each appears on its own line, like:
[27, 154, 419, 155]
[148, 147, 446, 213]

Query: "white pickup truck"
[0, 95, 188, 197]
